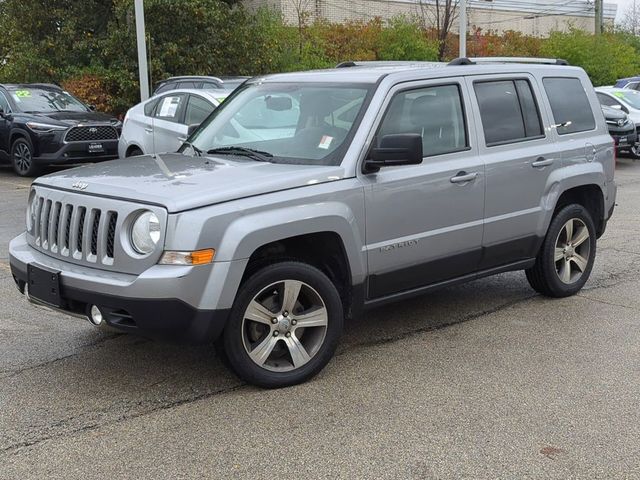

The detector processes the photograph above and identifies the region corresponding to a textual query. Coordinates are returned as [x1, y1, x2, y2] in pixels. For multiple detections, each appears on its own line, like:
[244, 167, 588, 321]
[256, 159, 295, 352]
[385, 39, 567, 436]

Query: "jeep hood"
[34, 153, 347, 212]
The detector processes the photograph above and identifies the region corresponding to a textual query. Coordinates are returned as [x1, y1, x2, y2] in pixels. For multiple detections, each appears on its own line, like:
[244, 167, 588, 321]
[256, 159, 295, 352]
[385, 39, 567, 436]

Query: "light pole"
[459, 0, 467, 58]
[134, 0, 150, 101]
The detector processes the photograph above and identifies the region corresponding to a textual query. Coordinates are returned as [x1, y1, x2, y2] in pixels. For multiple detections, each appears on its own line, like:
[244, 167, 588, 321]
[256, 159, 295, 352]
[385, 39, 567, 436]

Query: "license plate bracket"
[27, 264, 62, 308]
[88, 142, 104, 153]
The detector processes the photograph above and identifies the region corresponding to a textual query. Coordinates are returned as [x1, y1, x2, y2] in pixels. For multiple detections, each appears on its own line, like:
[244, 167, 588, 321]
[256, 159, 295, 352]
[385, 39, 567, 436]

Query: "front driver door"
[362, 79, 485, 299]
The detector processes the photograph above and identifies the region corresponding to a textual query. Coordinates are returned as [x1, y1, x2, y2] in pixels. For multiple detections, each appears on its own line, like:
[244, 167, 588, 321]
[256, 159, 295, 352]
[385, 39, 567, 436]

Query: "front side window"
[8, 88, 88, 113]
[608, 89, 640, 110]
[543, 77, 595, 135]
[185, 95, 214, 125]
[187, 82, 373, 166]
[377, 84, 467, 157]
[154, 94, 185, 123]
[474, 79, 543, 146]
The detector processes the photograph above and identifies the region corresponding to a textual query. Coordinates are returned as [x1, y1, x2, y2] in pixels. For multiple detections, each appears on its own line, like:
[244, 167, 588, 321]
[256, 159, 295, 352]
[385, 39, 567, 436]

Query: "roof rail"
[449, 57, 569, 66]
[336, 61, 357, 68]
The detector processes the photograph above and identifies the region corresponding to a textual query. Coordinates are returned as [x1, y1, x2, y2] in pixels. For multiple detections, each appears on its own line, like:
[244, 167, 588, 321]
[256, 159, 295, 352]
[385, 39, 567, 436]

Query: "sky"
[611, 0, 635, 22]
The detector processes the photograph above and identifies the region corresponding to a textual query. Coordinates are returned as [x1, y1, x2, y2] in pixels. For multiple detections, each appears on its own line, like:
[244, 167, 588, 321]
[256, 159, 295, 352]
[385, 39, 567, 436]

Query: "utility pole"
[134, 0, 150, 101]
[459, 0, 467, 58]
[595, 0, 602, 35]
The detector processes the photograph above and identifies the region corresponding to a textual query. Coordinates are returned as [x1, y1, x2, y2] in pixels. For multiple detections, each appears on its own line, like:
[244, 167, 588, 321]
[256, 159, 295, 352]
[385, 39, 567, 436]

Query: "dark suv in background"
[0, 84, 121, 176]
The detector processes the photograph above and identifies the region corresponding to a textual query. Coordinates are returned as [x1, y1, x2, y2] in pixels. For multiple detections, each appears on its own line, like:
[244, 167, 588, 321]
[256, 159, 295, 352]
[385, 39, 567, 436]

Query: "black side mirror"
[363, 134, 423, 174]
[187, 123, 200, 136]
[88, 104, 96, 111]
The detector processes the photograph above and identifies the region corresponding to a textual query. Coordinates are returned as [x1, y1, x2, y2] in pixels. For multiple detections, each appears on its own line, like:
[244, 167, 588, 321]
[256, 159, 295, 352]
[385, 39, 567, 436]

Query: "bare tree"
[417, 0, 460, 61]
[288, 0, 314, 57]
[619, 0, 640, 36]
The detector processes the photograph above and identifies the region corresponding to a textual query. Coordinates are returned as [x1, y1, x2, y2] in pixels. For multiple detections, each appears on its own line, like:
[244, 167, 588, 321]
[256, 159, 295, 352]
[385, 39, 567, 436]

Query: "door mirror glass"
[363, 134, 423, 173]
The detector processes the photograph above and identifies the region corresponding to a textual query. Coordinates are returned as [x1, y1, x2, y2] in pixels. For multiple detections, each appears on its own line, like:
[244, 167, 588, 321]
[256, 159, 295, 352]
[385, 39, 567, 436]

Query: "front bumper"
[609, 128, 637, 150]
[9, 233, 230, 343]
[34, 139, 119, 165]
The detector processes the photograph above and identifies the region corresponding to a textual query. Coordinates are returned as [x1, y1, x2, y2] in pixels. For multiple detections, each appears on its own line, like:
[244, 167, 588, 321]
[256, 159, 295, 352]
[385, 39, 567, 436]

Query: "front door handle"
[450, 171, 478, 184]
[177, 136, 187, 142]
[532, 157, 554, 168]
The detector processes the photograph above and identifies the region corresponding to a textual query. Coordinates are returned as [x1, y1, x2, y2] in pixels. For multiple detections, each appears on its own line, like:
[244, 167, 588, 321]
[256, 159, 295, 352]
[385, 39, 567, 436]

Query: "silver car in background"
[118, 89, 228, 157]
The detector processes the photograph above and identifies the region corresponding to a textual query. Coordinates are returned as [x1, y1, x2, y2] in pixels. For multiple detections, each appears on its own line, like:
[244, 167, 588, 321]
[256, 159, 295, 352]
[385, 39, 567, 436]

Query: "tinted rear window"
[474, 79, 543, 146]
[543, 77, 595, 135]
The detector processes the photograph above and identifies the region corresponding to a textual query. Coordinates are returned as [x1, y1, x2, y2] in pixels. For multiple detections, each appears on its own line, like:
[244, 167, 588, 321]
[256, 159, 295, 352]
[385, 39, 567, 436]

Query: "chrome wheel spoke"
[572, 226, 589, 247]
[245, 300, 275, 325]
[554, 247, 565, 262]
[281, 280, 302, 314]
[284, 334, 311, 368]
[571, 253, 588, 272]
[293, 306, 328, 328]
[249, 334, 279, 366]
[559, 259, 572, 283]
[563, 220, 574, 243]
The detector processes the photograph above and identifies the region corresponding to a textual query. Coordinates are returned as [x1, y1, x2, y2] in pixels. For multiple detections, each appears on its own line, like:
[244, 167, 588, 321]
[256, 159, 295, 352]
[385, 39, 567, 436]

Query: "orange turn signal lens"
[159, 249, 215, 265]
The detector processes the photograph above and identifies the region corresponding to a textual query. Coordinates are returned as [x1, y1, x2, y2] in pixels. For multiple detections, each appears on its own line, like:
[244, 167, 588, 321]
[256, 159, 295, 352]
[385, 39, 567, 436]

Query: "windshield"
[612, 90, 640, 110]
[9, 88, 89, 113]
[185, 82, 373, 166]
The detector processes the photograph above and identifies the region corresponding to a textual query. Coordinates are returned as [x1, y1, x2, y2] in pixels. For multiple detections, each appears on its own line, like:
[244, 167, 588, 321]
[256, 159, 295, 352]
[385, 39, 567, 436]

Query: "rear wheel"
[526, 204, 596, 297]
[221, 262, 343, 388]
[11, 138, 40, 177]
[127, 147, 143, 157]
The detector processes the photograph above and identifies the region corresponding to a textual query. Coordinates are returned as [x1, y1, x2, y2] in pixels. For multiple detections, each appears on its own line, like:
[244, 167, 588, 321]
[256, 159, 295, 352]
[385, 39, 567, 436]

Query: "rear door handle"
[177, 136, 187, 142]
[450, 171, 478, 184]
[532, 157, 554, 168]
[144, 127, 153, 134]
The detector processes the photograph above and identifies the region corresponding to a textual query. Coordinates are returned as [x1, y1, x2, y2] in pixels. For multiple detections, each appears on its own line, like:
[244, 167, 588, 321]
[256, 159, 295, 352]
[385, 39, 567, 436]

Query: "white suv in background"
[118, 89, 228, 157]
[595, 87, 640, 158]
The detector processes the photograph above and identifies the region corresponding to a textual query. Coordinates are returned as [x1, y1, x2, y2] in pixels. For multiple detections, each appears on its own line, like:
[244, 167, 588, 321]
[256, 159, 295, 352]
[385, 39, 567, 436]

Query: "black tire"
[526, 204, 596, 298]
[221, 261, 343, 388]
[630, 145, 640, 160]
[11, 138, 40, 177]
[127, 147, 143, 157]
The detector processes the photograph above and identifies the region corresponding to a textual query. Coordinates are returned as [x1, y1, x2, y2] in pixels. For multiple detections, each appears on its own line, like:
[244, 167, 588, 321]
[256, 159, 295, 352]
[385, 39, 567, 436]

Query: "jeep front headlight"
[130, 211, 160, 254]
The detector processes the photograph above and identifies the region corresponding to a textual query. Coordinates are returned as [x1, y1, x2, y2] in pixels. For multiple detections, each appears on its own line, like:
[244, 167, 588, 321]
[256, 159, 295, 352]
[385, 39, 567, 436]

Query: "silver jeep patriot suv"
[9, 58, 617, 387]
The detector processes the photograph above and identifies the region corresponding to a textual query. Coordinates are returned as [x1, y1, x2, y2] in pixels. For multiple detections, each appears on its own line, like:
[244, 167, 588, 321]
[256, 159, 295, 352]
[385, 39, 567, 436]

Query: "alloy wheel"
[554, 218, 591, 284]
[13, 142, 32, 175]
[241, 279, 328, 372]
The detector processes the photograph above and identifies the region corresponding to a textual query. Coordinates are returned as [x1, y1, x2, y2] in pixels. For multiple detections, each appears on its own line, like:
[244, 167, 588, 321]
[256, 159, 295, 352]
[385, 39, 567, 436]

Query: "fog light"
[89, 305, 103, 325]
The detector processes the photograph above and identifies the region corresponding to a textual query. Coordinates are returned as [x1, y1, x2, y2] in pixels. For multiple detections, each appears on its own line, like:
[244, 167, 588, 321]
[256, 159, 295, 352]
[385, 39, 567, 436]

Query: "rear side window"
[185, 95, 214, 125]
[474, 79, 543, 146]
[143, 98, 160, 116]
[154, 94, 186, 123]
[543, 77, 595, 135]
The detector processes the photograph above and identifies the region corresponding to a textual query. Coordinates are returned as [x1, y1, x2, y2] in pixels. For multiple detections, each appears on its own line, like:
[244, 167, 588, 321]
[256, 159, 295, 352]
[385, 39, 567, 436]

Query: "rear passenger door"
[363, 79, 485, 298]
[469, 75, 559, 270]
[152, 93, 187, 153]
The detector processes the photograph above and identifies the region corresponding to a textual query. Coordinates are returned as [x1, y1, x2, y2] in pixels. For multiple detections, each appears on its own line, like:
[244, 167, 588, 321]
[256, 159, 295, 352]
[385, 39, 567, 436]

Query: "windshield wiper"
[183, 142, 203, 157]
[206, 147, 273, 162]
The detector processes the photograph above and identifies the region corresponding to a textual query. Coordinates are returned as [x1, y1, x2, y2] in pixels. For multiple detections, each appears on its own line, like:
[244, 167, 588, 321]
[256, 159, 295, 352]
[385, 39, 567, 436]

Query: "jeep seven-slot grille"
[65, 126, 118, 142]
[32, 195, 118, 263]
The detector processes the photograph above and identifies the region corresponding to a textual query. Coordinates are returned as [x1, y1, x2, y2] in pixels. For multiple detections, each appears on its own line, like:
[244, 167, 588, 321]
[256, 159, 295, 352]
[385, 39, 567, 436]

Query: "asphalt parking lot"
[1, 161, 640, 479]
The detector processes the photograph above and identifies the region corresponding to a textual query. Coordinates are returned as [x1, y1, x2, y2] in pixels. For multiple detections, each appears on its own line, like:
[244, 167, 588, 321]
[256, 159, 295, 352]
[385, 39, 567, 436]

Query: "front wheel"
[221, 262, 344, 388]
[630, 144, 640, 160]
[526, 204, 596, 297]
[11, 138, 40, 177]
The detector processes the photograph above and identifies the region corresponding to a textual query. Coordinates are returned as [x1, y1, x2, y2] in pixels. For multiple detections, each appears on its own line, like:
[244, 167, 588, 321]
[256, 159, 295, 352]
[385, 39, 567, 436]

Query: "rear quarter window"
[543, 77, 596, 135]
